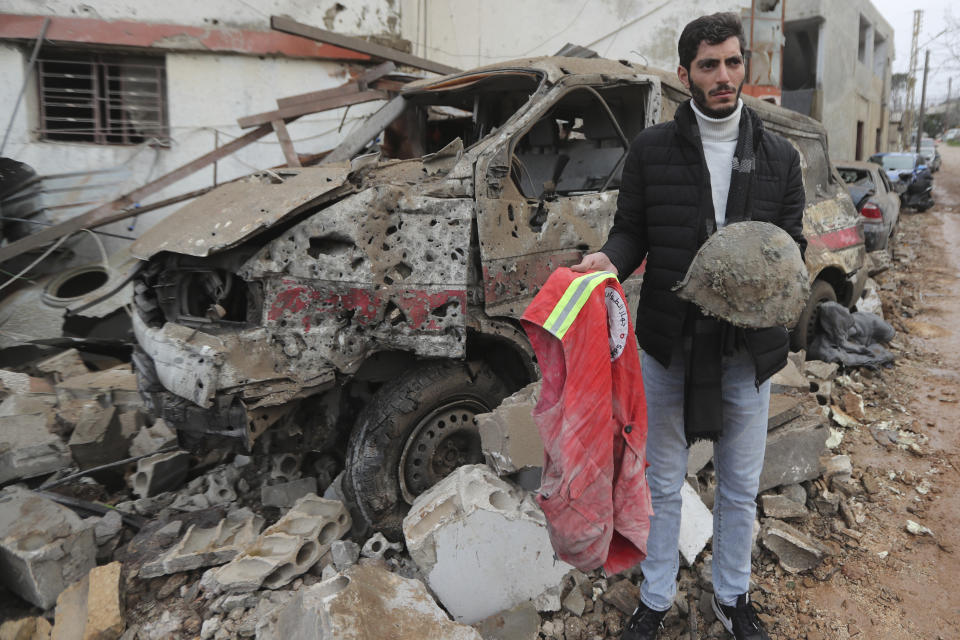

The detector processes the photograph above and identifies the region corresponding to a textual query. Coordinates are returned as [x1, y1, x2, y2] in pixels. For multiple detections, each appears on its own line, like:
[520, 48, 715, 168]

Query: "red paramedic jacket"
[521, 267, 652, 575]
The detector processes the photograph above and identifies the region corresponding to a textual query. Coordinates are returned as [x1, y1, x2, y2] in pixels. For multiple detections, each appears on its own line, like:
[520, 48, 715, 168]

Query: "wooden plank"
[237, 90, 387, 129]
[0, 123, 274, 264]
[277, 61, 395, 109]
[271, 15, 461, 76]
[320, 95, 407, 164]
[271, 119, 301, 167]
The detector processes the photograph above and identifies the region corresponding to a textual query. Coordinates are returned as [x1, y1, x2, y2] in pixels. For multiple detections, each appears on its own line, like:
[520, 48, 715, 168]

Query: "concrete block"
[139, 508, 263, 579]
[760, 518, 831, 573]
[36, 349, 88, 381]
[0, 414, 72, 483]
[402, 464, 573, 624]
[769, 358, 808, 391]
[67, 405, 127, 469]
[0, 616, 52, 640]
[760, 494, 809, 520]
[0, 369, 53, 395]
[477, 382, 543, 475]
[803, 360, 838, 381]
[269, 453, 302, 483]
[201, 494, 350, 594]
[131, 450, 190, 499]
[360, 532, 402, 559]
[261, 477, 318, 509]
[679, 480, 713, 565]
[767, 394, 802, 431]
[203, 465, 239, 505]
[260, 564, 482, 640]
[116, 410, 146, 442]
[0, 392, 57, 418]
[0, 487, 96, 609]
[128, 419, 177, 458]
[55, 366, 139, 411]
[473, 601, 540, 640]
[51, 562, 124, 640]
[330, 540, 360, 571]
[758, 416, 828, 492]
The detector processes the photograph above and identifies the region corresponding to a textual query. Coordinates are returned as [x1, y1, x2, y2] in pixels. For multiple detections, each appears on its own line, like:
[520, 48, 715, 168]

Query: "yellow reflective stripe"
[543, 271, 616, 339]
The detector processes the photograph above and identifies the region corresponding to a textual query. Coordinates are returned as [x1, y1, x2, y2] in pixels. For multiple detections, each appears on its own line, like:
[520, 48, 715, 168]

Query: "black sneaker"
[712, 593, 771, 640]
[620, 601, 667, 640]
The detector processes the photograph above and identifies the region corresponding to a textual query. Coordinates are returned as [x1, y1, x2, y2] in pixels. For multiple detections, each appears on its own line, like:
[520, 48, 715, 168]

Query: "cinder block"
[131, 450, 191, 499]
[0, 487, 96, 609]
[128, 419, 176, 458]
[261, 477, 318, 509]
[139, 508, 263, 579]
[68, 405, 127, 469]
[477, 382, 544, 475]
[402, 464, 572, 624]
[758, 416, 828, 492]
[201, 494, 350, 594]
[259, 564, 482, 640]
[0, 414, 71, 483]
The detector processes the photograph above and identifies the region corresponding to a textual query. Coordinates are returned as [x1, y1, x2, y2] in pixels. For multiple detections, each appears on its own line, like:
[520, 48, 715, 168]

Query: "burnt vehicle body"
[130, 58, 864, 535]
[836, 161, 900, 253]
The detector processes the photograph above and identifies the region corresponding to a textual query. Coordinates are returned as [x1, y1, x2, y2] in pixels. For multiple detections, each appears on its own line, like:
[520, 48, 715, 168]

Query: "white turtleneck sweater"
[691, 98, 743, 229]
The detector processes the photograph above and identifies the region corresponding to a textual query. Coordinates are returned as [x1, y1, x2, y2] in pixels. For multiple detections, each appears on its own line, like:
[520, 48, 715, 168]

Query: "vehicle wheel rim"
[398, 399, 487, 504]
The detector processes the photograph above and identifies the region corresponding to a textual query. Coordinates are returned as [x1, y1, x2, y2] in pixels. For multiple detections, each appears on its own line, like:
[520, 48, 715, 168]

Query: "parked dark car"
[868, 152, 934, 212]
[836, 161, 900, 253]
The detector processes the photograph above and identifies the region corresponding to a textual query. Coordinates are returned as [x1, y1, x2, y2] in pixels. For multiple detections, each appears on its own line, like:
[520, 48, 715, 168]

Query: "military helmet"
[673, 221, 810, 328]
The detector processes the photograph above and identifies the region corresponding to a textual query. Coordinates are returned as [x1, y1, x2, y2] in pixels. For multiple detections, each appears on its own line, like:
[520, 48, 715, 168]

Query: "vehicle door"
[474, 77, 659, 318]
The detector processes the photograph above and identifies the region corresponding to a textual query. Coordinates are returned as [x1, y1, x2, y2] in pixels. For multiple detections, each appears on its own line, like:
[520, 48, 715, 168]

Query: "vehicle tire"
[343, 360, 510, 539]
[790, 280, 837, 352]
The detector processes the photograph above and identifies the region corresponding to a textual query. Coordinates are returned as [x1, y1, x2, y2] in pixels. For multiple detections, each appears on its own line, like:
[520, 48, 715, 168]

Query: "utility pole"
[948, 78, 953, 131]
[905, 10, 923, 148]
[916, 49, 930, 153]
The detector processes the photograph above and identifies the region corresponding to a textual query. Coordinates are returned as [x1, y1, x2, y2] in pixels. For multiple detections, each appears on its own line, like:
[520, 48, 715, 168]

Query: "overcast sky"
[869, 0, 956, 103]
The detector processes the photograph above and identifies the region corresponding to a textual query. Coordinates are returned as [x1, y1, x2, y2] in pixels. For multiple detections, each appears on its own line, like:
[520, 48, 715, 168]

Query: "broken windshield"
[380, 72, 543, 159]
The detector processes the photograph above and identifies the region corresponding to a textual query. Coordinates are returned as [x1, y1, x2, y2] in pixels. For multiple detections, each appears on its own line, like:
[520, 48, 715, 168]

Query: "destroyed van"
[129, 57, 865, 535]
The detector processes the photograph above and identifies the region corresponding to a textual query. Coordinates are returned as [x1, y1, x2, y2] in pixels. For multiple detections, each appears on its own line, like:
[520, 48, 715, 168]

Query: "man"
[572, 12, 805, 640]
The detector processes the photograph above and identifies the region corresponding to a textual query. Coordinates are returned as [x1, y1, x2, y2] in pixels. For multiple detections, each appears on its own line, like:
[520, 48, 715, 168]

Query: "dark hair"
[678, 12, 746, 70]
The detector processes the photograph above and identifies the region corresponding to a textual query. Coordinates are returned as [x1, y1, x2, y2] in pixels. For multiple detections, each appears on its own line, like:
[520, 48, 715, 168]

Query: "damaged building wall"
[784, 0, 893, 160]
[0, 0, 398, 260]
[397, 0, 749, 71]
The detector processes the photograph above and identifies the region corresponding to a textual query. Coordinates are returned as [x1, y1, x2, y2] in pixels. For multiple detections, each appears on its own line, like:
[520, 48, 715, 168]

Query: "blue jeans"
[638, 347, 770, 610]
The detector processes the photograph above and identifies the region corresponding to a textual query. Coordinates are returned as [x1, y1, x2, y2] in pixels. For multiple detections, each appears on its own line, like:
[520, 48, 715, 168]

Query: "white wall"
[1, 0, 399, 35]
[398, 0, 749, 73]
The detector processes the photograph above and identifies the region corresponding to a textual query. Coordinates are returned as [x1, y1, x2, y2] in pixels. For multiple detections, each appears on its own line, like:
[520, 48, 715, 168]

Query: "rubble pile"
[0, 223, 951, 640]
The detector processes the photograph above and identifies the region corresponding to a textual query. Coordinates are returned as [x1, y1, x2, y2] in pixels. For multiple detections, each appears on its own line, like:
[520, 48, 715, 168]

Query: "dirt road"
[764, 145, 960, 640]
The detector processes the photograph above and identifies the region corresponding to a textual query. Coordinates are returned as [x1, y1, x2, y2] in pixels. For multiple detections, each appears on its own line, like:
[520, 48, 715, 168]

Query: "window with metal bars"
[37, 50, 169, 146]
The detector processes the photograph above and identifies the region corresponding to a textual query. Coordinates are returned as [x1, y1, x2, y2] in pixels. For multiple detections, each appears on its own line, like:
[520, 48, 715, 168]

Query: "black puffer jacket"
[601, 100, 806, 384]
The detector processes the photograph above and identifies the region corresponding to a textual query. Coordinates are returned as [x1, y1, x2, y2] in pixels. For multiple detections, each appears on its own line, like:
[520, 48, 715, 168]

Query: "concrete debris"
[803, 360, 838, 381]
[67, 405, 127, 469]
[905, 519, 935, 538]
[473, 601, 541, 640]
[261, 477, 318, 509]
[822, 455, 853, 482]
[403, 464, 572, 623]
[679, 480, 713, 565]
[330, 539, 360, 570]
[769, 358, 808, 390]
[840, 390, 865, 421]
[0, 617, 52, 640]
[260, 564, 482, 640]
[128, 419, 177, 458]
[36, 349, 88, 382]
[825, 428, 843, 449]
[758, 416, 828, 492]
[0, 392, 57, 417]
[92, 510, 123, 546]
[767, 394, 802, 430]
[0, 369, 53, 395]
[201, 494, 349, 593]
[0, 488, 97, 609]
[600, 578, 642, 615]
[780, 484, 808, 505]
[51, 562, 124, 640]
[269, 453, 302, 483]
[139, 508, 263, 579]
[203, 465, 240, 505]
[130, 450, 191, 499]
[760, 518, 832, 573]
[361, 531, 402, 559]
[686, 440, 713, 476]
[760, 494, 809, 520]
[561, 585, 586, 616]
[812, 489, 840, 516]
[829, 407, 862, 429]
[477, 382, 544, 475]
[54, 366, 139, 411]
[0, 414, 72, 484]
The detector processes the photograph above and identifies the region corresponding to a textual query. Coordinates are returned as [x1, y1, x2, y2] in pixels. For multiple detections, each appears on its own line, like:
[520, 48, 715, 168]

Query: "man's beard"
[689, 78, 743, 118]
